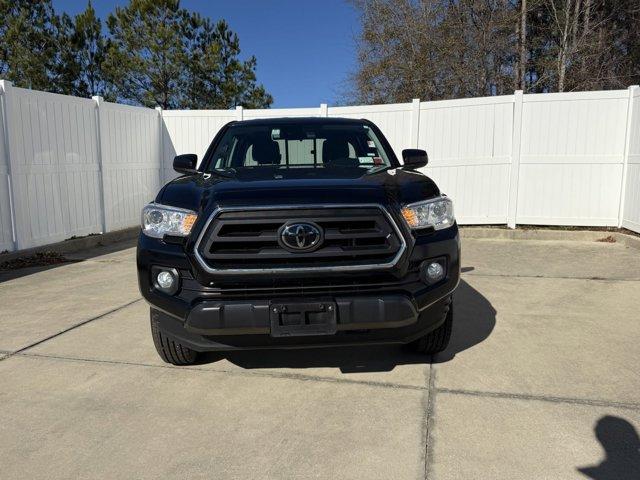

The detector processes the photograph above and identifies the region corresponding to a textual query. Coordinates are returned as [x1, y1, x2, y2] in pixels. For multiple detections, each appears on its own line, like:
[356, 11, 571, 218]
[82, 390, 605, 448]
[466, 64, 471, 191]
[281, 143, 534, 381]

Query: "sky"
[51, 0, 361, 108]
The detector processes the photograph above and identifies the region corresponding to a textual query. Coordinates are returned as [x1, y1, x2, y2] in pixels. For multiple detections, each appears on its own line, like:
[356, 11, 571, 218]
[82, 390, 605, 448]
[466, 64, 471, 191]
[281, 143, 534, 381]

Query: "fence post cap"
[0, 80, 13, 92]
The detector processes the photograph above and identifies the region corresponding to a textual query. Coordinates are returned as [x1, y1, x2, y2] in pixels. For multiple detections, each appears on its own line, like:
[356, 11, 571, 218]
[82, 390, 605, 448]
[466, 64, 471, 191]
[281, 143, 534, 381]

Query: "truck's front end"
[137, 118, 460, 365]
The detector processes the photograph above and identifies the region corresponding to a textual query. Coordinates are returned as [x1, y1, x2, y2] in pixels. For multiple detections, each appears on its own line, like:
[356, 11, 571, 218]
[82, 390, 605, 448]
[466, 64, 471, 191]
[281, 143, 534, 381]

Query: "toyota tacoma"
[137, 117, 460, 365]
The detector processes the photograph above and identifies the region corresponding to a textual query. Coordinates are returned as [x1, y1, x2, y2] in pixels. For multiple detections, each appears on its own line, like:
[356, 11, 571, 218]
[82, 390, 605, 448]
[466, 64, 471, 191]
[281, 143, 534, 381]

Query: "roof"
[230, 117, 369, 126]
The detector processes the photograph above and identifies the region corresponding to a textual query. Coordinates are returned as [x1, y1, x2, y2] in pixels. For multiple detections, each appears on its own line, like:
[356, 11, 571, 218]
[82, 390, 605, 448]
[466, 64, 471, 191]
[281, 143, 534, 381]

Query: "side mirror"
[173, 154, 198, 174]
[402, 149, 428, 169]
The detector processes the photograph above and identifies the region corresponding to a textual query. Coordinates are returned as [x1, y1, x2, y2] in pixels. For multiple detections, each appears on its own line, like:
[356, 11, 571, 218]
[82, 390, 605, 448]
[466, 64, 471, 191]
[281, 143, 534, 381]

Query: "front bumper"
[151, 294, 452, 351]
[137, 224, 460, 351]
[185, 294, 418, 335]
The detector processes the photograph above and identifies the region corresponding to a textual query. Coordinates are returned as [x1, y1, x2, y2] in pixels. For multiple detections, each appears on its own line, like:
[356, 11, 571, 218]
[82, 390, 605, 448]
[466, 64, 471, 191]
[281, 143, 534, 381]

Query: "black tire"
[411, 299, 453, 355]
[150, 315, 198, 366]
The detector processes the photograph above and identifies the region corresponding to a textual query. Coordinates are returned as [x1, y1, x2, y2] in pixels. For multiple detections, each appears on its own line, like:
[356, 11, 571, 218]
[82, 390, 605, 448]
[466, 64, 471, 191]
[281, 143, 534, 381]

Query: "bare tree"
[515, 0, 528, 90]
[532, 0, 636, 92]
[350, 0, 517, 102]
[350, 0, 640, 103]
[349, 0, 444, 103]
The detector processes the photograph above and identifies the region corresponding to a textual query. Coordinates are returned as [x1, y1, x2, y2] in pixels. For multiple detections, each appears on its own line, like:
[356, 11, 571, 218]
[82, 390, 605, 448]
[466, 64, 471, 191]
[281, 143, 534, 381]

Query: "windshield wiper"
[364, 165, 394, 176]
[210, 167, 237, 178]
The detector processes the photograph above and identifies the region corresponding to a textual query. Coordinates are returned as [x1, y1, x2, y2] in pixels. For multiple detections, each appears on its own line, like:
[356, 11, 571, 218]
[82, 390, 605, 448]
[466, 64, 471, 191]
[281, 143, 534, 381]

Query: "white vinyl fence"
[0, 84, 13, 252]
[0, 81, 161, 251]
[164, 87, 640, 230]
[622, 87, 640, 233]
[1, 79, 639, 253]
[97, 100, 162, 231]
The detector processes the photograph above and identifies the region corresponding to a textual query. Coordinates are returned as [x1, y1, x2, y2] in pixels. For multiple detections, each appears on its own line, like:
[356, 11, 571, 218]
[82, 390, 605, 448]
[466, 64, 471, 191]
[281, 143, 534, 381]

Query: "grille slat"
[207, 246, 396, 260]
[324, 228, 383, 240]
[212, 233, 279, 243]
[198, 206, 404, 272]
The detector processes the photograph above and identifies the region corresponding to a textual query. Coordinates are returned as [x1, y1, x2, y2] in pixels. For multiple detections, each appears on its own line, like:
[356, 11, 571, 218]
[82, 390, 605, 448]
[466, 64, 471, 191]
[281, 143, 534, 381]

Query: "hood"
[157, 168, 441, 213]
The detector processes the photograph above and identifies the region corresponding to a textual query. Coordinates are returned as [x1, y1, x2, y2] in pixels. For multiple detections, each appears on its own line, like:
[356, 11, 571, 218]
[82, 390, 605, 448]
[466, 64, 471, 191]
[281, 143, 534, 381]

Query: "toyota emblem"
[278, 222, 323, 252]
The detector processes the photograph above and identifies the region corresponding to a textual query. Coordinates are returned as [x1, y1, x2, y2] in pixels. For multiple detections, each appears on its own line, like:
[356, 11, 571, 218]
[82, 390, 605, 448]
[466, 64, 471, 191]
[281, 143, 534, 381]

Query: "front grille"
[196, 206, 404, 272]
[181, 272, 421, 298]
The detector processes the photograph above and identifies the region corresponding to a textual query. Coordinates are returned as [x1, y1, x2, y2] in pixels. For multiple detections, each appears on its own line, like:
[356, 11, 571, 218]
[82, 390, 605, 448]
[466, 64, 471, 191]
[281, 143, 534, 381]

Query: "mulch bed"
[0, 251, 69, 271]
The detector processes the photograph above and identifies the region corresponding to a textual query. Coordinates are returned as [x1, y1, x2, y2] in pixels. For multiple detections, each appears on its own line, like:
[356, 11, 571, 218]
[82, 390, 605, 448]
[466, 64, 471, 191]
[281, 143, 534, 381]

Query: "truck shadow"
[204, 277, 496, 373]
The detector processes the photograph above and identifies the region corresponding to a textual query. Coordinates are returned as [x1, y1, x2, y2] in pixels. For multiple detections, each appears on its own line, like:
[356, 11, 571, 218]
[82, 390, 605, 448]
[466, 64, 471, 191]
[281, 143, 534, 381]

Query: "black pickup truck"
[137, 117, 460, 365]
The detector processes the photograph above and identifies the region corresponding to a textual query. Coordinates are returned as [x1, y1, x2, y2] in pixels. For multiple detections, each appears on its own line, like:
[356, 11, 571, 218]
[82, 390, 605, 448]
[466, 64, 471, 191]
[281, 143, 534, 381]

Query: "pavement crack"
[437, 387, 640, 411]
[423, 358, 436, 480]
[0, 298, 142, 361]
[10, 351, 428, 392]
[463, 272, 640, 282]
[8, 351, 639, 412]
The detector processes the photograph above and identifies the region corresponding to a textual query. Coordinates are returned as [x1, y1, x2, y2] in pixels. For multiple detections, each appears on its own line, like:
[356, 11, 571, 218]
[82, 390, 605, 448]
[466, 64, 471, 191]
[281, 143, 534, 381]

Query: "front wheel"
[150, 312, 199, 365]
[410, 300, 453, 355]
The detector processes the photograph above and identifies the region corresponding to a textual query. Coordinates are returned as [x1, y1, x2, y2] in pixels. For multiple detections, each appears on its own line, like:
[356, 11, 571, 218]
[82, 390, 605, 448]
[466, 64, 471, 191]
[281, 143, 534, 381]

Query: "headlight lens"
[141, 203, 197, 238]
[401, 196, 454, 230]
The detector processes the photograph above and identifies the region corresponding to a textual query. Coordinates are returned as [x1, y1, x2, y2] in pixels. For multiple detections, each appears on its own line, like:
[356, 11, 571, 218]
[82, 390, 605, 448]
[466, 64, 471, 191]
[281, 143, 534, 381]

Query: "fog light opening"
[152, 267, 179, 295]
[156, 270, 175, 290]
[420, 259, 446, 284]
[427, 262, 444, 281]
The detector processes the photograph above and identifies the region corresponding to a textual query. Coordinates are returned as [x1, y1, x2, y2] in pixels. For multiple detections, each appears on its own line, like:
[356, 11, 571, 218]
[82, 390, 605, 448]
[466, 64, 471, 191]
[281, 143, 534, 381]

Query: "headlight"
[141, 203, 197, 238]
[401, 196, 454, 230]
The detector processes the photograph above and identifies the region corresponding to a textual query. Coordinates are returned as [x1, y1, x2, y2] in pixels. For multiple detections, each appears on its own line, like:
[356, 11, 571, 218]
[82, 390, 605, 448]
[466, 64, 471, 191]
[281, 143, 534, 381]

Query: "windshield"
[204, 122, 394, 176]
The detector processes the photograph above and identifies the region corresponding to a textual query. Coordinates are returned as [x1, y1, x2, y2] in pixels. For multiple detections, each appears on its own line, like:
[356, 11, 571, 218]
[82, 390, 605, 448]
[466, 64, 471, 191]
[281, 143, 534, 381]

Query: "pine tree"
[70, 2, 112, 98]
[0, 0, 58, 90]
[184, 19, 272, 109]
[103, 0, 188, 108]
[103, 1, 272, 109]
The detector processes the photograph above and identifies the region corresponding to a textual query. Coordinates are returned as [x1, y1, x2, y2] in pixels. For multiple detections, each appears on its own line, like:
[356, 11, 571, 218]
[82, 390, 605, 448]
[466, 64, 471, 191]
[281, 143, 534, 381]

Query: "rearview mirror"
[402, 149, 428, 169]
[173, 154, 198, 174]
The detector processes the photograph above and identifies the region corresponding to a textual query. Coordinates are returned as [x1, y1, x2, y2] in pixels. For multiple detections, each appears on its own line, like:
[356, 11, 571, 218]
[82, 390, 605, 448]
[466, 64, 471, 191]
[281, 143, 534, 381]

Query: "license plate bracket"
[269, 301, 337, 337]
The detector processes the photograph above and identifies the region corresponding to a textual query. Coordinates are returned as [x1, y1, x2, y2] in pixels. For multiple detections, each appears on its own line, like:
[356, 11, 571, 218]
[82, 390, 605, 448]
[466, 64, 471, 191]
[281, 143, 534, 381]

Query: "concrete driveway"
[1, 235, 639, 479]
